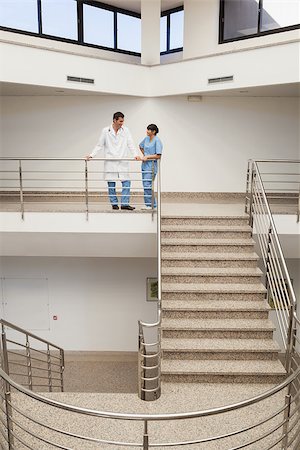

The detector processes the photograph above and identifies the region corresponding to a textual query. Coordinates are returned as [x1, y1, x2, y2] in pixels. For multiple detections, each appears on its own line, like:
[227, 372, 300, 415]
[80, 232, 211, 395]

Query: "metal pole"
[151, 160, 155, 221]
[85, 160, 89, 221]
[285, 305, 296, 374]
[1, 324, 14, 449]
[281, 393, 291, 449]
[297, 185, 300, 223]
[245, 159, 251, 214]
[60, 349, 65, 392]
[47, 344, 53, 392]
[143, 420, 149, 450]
[19, 159, 24, 220]
[25, 335, 33, 391]
[249, 165, 255, 228]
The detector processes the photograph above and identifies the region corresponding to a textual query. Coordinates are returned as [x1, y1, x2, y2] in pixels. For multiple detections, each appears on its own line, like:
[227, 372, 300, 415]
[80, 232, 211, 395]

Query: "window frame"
[0, 0, 142, 57]
[160, 5, 184, 55]
[219, 0, 300, 44]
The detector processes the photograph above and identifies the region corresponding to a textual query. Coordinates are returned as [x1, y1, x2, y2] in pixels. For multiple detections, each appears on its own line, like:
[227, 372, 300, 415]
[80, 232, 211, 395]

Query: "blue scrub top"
[139, 135, 163, 173]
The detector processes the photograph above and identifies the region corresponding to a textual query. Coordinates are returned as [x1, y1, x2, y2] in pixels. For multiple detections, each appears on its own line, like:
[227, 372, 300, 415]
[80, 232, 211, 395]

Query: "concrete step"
[161, 267, 263, 284]
[161, 238, 255, 253]
[161, 338, 281, 360]
[162, 299, 270, 319]
[161, 225, 252, 239]
[161, 252, 259, 268]
[162, 215, 249, 226]
[161, 359, 286, 384]
[162, 282, 267, 294]
[162, 318, 274, 339]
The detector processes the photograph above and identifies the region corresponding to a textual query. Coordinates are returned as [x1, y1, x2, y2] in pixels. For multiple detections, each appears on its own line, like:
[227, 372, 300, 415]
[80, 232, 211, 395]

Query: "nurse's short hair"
[113, 112, 124, 121]
[147, 124, 159, 134]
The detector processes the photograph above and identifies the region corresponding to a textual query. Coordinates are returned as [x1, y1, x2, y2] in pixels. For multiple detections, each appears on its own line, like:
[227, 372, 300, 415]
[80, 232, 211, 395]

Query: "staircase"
[160, 214, 287, 384]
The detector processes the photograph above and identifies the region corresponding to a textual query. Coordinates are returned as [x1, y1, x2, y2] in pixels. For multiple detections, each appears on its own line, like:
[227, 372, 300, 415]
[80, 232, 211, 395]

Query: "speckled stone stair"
[161, 252, 260, 268]
[161, 359, 286, 384]
[162, 299, 270, 319]
[160, 213, 286, 384]
[162, 338, 281, 360]
[161, 267, 263, 284]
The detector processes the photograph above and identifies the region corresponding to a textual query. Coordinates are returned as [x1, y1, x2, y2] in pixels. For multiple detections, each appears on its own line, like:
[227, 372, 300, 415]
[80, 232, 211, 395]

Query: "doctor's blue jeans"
[142, 170, 156, 208]
[107, 180, 130, 206]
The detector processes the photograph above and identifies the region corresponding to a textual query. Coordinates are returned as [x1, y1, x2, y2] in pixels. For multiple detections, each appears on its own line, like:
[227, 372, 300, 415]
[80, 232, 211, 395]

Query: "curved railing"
[138, 160, 162, 401]
[0, 362, 299, 448]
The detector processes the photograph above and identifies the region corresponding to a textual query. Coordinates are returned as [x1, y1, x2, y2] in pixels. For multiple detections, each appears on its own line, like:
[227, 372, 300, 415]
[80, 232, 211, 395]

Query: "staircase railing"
[138, 160, 162, 401]
[0, 157, 157, 220]
[245, 159, 299, 375]
[0, 319, 64, 392]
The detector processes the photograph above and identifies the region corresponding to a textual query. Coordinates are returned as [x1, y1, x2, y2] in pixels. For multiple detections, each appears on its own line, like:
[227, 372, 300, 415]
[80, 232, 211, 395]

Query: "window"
[0, 0, 142, 56]
[220, 0, 300, 43]
[83, 4, 114, 48]
[117, 13, 141, 53]
[41, 0, 77, 40]
[0, 0, 38, 33]
[161, 6, 184, 54]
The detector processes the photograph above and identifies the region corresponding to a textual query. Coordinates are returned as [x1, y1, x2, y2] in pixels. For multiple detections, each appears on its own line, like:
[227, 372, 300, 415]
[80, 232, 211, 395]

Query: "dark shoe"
[112, 205, 119, 210]
[121, 205, 135, 211]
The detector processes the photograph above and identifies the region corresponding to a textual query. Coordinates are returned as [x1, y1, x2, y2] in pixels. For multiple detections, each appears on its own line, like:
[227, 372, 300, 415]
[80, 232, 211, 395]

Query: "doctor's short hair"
[113, 111, 124, 121]
[147, 124, 159, 135]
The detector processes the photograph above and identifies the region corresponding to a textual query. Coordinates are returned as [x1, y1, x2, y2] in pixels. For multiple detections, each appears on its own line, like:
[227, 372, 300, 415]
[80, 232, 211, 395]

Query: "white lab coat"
[90, 125, 138, 181]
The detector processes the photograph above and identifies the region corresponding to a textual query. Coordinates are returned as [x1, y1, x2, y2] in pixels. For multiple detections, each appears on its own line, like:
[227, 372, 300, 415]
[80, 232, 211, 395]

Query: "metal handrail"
[0, 157, 158, 220]
[138, 160, 162, 401]
[0, 319, 64, 393]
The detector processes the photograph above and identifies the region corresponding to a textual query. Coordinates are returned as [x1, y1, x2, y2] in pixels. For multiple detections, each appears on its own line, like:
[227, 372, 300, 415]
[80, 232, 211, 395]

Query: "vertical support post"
[19, 159, 24, 220]
[151, 160, 155, 221]
[248, 167, 255, 228]
[143, 420, 149, 450]
[138, 327, 146, 401]
[285, 305, 296, 375]
[85, 159, 89, 221]
[59, 349, 65, 392]
[245, 160, 251, 214]
[46, 344, 53, 392]
[25, 335, 33, 391]
[265, 225, 272, 308]
[281, 393, 291, 449]
[1, 324, 14, 449]
[297, 185, 300, 223]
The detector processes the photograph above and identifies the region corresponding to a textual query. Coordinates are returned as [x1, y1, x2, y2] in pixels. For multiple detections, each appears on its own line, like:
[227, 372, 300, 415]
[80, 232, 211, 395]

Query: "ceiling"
[0, 81, 299, 98]
[93, 0, 183, 13]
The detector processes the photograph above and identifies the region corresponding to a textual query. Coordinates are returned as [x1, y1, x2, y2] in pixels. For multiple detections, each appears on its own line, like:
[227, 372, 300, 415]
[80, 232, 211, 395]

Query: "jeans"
[142, 170, 156, 208]
[107, 180, 131, 206]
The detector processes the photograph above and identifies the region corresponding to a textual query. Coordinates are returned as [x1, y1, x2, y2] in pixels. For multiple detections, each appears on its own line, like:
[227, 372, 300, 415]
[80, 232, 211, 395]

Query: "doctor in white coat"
[86, 112, 140, 210]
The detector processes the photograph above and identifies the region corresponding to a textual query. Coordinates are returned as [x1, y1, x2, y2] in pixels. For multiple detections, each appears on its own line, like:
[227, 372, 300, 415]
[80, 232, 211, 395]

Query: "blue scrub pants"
[107, 180, 130, 206]
[142, 170, 156, 208]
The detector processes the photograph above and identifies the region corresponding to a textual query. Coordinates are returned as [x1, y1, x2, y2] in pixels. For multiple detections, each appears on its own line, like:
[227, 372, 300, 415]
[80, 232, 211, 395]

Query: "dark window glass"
[117, 13, 141, 53]
[160, 15, 167, 52]
[83, 4, 114, 48]
[261, 0, 300, 31]
[41, 0, 77, 39]
[170, 10, 184, 49]
[223, 0, 259, 40]
[0, 0, 38, 32]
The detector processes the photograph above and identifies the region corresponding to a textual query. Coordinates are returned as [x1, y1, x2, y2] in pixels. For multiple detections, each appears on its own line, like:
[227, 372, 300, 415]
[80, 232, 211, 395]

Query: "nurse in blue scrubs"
[139, 124, 163, 210]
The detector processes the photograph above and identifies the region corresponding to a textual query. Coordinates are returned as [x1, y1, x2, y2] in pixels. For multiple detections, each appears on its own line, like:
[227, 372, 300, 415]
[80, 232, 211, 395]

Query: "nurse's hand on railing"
[85, 155, 92, 160]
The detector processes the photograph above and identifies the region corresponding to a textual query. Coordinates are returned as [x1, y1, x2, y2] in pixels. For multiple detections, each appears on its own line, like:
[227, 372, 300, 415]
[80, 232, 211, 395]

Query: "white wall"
[1, 95, 298, 192]
[0, 256, 157, 351]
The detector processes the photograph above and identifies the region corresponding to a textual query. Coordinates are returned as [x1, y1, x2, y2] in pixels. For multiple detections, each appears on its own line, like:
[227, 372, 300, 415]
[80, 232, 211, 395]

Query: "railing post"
[248, 166, 255, 228]
[59, 349, 65, 392]
[245, 159, 251, 214]
[85, 159, 89, 221]
[281, 393, 291, 449]
[138, 328, 146, 401]
[285, 305, 296, 374]
[47, 344, 53, 392]
[151, 160, 155, 221]
[143, 420, 149, 450]
[19, 159, 24, 220]
[1, 324, 14, 449]
[25, 335, 33, 390]
[297, 185, 300, 223]
[265, 225, 272, 307]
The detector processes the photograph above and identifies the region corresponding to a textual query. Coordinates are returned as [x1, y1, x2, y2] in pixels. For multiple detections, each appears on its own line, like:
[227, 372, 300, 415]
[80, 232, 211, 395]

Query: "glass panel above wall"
[170, 10, 184, 49]
[117, 13, 141, 53]
[0, 0, 38, 33]
[160, 15, 167, 52]
[41, 0, 77, 40]
[223, 0, 259, 40]
[83, 4, 114, 48]
[261, 0, 300, 31]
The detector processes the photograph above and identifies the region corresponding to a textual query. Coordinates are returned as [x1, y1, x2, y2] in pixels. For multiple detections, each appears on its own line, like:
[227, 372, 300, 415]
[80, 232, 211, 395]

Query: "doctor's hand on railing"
[84, 155, 142, 161]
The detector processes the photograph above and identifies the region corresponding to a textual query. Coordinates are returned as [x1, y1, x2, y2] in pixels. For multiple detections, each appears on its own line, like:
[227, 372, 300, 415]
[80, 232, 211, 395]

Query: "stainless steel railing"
[0, 157, 158, 220]
[0, 319, 64, 393]
[138, 160, 162, 401]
